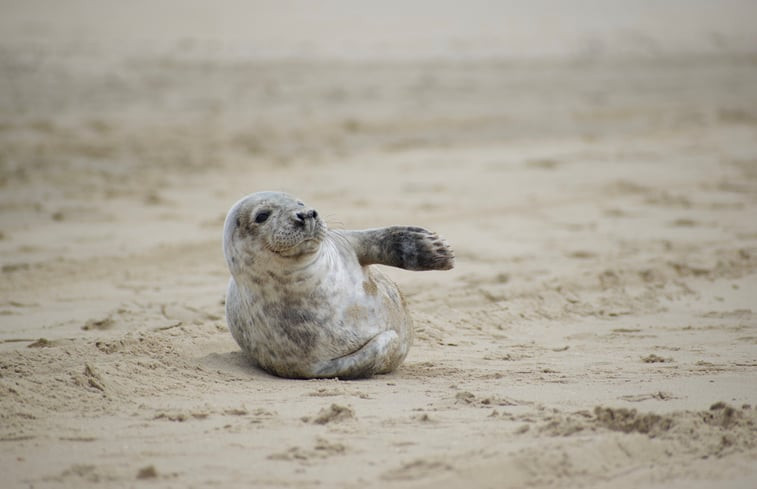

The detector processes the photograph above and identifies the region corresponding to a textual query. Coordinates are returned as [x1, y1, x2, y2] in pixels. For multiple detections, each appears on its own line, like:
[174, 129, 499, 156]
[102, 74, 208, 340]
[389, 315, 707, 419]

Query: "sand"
[1, 2, 757, 488]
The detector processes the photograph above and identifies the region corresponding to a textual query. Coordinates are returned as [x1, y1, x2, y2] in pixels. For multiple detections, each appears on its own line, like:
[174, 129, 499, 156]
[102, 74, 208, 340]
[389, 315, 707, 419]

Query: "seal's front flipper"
[312, 330, 404, 379]
[341, 227, 454, 271]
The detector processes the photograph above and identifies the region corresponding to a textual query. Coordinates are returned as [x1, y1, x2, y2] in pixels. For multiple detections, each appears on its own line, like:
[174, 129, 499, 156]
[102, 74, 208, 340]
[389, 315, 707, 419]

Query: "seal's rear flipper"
[311, 330, 404, 379]
[341, 227, 454, 271]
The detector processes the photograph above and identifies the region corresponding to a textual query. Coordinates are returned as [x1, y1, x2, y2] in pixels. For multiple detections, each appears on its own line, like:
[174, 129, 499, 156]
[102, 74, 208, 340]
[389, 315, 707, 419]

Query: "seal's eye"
[254, 210, 271, 224]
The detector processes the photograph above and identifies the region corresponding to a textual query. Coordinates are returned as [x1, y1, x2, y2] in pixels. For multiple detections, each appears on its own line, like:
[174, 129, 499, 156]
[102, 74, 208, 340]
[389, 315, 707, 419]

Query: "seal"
[223, 191, 454, 379]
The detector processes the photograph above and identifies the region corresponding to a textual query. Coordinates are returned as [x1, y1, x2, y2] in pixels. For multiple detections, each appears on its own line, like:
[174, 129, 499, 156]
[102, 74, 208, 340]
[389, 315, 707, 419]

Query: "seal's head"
[223, 191, 325, 276]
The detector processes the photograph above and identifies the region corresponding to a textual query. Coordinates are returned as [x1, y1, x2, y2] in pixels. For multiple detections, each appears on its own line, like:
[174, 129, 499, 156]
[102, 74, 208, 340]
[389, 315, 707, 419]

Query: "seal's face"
[223, 192, 326, 275]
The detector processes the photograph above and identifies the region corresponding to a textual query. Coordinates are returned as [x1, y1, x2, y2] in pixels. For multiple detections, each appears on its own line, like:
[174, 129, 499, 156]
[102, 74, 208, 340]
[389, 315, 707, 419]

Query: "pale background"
[1, 2, 756, 488]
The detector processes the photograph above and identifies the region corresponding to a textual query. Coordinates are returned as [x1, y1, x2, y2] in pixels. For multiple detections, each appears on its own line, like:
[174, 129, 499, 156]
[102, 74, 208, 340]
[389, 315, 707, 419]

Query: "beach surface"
[1, 2, 757, 487]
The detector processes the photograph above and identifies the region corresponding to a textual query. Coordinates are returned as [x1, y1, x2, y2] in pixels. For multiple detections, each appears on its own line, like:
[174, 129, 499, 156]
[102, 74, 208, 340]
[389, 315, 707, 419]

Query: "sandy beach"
[1, 2, 757, 487]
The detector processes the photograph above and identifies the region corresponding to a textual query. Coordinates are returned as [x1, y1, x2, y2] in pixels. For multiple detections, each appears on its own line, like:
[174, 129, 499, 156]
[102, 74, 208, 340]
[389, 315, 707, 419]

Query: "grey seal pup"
[223, 191, 454, 379]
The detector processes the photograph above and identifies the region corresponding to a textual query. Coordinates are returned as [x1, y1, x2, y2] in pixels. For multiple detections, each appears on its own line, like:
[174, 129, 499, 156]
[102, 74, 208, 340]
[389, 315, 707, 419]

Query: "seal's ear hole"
[254, 210, 271, 224]
[235, 217, 241, 228]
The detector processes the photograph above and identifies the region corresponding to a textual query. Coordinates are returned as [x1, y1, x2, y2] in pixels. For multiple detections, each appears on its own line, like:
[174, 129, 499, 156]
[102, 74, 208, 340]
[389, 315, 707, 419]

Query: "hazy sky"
[1, 0, 755, 59]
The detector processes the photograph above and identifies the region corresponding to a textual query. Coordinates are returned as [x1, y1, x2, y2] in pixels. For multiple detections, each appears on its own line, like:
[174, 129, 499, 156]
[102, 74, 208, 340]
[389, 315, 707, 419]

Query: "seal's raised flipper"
[312, 330, 403, 379]
[341, 227, 454, 271]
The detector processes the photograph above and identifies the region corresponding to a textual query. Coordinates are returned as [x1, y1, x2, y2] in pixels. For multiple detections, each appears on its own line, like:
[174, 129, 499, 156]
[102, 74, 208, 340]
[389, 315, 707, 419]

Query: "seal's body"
[223, 191, 454, 379]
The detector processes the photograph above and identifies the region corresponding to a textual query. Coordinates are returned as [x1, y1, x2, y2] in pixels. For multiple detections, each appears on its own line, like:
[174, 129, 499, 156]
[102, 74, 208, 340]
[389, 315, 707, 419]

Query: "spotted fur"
[223, 191, 454, 379]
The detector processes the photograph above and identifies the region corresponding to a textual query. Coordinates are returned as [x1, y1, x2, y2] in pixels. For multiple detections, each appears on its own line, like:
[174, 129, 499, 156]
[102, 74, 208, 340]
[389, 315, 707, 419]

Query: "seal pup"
[223, 191, 454, 379]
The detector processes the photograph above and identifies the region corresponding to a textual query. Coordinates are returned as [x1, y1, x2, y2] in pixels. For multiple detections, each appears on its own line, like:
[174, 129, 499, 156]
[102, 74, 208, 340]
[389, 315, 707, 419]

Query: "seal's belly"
[248, 293, 407, 376]
[255, 295, 401, 358]
[226, 267, 411, 378]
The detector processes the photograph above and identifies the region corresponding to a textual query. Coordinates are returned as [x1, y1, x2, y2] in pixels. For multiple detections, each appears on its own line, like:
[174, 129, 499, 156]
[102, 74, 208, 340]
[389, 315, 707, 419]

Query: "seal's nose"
[293, 208, 318, 224]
